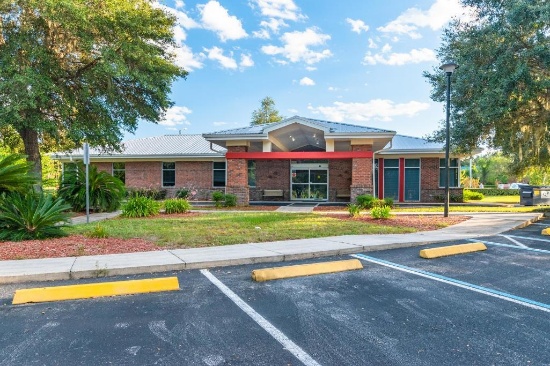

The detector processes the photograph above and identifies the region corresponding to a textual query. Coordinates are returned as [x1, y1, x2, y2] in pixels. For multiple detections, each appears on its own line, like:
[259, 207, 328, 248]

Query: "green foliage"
[0, 0, 187, 183]
[212, 191, 225, 208]
[175, 188, 189, 199]
[251, 97, 284, 125]
[463, 190, 484, 201]
[0, 154, 37, 194]
[433, 193, 464, 203]
[0, 192, 71, 241]
[85, 224, 109, 239]
[224, 194, 237, 207]
[371, 206, 392, 219]
[347, 203, 361, 218]
[356, 194, 375, 209]
[424, 0, 550, 172]
[121, 196, 160, 218]
[383, 197, 394, 208]
[57, 163, 125, 212]
[127, 187, 167, 200]
[164, 198, 191, 214]
[468, 188, 519, 197]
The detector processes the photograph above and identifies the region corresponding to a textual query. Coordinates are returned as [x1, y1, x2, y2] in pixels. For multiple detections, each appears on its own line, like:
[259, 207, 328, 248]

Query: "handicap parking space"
[2, 220, 550, 365]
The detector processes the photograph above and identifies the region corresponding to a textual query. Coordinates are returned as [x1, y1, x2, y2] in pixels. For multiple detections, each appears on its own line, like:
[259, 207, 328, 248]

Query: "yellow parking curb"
[251, 259, 363, 282]
[12, 277, 180, 305]
[419, 242, 487, 259]
[541, 228, 550, 236]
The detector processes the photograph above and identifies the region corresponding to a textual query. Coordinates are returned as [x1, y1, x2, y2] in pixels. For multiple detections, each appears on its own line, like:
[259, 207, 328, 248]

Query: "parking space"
[2, 221, 550, 365]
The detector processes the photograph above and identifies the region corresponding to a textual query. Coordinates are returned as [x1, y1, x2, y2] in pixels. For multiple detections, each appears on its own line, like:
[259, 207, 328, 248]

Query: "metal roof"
[203, 115, 395, 136]
[385, 134, 444, 151]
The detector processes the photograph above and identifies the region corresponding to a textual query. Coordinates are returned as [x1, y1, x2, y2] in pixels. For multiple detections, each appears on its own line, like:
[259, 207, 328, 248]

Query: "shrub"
[58, 163, 125, 212]
[212, 191, 225, 208]
[121, 196, 160, 218]
[356, 194, 376, 209]
[86, 224, 109, 239]
[224, 194, 237, 207]
[176, 188, 189, 199]
[126, 187, 167, 200]
[383, 197, 394, 208]
[0, 192, 71, 241]
[164, 198, 191, 214]
[347, 203, 361, 218]
[469, 188, 519, 196]
[0, 154, 37, 194]
[463, 189, 484, 201]
[371, 205, 391, 219]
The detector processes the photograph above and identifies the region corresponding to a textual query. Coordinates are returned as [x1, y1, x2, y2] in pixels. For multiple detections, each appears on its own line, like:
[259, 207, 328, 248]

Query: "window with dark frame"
[112, 162, 125, 184]
[439, 158, 459, 188]
[248, 160, 256, 187]
[162, 162, 176, 187]
[213, 161, 226, 187]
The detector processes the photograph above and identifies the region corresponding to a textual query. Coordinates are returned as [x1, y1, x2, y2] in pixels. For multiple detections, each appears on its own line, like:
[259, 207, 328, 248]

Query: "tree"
[424, 0, 550, 174]
[251, 97, 284, 125]
[0, 154, 37, 194]
[0, 0, 187, 182]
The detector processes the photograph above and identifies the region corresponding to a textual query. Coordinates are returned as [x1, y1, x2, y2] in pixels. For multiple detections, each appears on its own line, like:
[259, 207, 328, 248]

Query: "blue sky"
[131, 0, 471, 140]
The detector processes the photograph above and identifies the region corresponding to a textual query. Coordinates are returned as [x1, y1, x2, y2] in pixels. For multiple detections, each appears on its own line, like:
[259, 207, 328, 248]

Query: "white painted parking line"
[530, 223, 549, 227]
[502, 235, 550, 243]
[200, 269, 321, 366]
[352, 254, 550, 314]
[498, 235, 528, 248]
[471, 239, 550, 254]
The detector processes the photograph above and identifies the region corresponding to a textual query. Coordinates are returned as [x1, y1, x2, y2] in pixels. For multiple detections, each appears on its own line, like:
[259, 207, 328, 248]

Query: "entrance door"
[291, 163, 328, 200]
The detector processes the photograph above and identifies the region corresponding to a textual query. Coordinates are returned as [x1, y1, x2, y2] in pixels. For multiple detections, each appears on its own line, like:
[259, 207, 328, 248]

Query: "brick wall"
[94, 162, 112, 173]
[351, 145, 373, 201]
[420, 157, 463, 202]
[250, 160, 290, 201]
[329, 160, 352, 201]
[125, 161, 161, 188]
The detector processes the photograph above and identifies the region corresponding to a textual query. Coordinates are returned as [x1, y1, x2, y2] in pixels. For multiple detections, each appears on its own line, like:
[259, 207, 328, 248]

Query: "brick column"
[226, 146, 249, 206]
[351, 144, 373, 201]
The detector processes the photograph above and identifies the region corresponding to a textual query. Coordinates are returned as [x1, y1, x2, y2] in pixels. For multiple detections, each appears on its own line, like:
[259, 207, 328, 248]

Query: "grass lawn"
[66, 212, 418, 248]
[393, 205, 542, 213]
[476, 195, 520, 204]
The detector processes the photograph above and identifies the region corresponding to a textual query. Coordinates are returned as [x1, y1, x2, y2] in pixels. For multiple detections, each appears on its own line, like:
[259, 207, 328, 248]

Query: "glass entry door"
[291, 163, 328, 200]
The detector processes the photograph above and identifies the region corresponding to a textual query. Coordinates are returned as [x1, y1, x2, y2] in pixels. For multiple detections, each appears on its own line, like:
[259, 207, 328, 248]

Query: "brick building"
[53, 116, 463, 205]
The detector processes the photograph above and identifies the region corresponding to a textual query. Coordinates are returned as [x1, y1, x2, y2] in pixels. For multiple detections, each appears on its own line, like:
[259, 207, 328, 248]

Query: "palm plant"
[0, 154, 37, 194]
[58, 163, 125, 212]
[0, 192, 71, 241]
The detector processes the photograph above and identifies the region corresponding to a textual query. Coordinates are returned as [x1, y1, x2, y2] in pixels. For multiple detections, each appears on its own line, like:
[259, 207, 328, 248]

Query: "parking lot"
[1, 220, 550, 365]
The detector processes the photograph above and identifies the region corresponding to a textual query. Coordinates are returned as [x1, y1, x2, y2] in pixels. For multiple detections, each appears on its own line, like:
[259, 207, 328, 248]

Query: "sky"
[129, 0, 471, 141]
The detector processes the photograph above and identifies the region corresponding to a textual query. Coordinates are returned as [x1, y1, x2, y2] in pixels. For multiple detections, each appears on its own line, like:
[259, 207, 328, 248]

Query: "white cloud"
[253, 28, 271, 39]
[240, 53, 254, 68]
[204, 46, 238, 69]
[252, 0, 305, 21]
[160, 106, 192, 127]
[308, 100, 430, 122]
[299, 77, 315, 86]
[377, 0, 467, 39]
[260, 18, 288, 33]
[346, 18, 369, 34]
[368, 38, 378, 49]
[175, 0, 185, 8]
[328, 86, 338, 91]
[381, 43, 392, 53]
[305, 66, 317, 71]
[173, 26, 187, 43]
[261, 27, 332, 65]
[363, 48, 436, 66]
[170, 44, 204, 71]
[198, 1, 247, 42]
[213, 121, 228, 126]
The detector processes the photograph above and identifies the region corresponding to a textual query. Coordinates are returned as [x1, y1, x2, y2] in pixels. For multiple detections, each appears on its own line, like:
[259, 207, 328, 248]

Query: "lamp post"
[439, 62, 458, 218]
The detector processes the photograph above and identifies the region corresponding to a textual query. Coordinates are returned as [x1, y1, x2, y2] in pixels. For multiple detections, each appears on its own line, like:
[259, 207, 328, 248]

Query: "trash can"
[520, 185, 550, 206]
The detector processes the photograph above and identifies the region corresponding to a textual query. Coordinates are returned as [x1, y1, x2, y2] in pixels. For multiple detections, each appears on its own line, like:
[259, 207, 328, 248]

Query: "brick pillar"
[351, 144, 373, 201]
[226, 146, 249, 206]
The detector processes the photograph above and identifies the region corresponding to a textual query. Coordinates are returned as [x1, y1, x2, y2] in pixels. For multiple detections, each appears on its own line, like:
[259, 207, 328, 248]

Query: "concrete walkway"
[0, 212, 543, 284]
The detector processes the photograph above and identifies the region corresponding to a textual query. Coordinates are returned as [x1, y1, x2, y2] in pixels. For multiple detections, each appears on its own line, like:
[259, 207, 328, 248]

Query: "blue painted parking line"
[470, 239, 550, 254]
[351, 254, 550, 314]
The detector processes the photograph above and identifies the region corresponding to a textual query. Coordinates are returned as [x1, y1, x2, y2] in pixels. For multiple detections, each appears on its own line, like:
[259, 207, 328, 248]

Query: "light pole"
[439, 62, 458, 218]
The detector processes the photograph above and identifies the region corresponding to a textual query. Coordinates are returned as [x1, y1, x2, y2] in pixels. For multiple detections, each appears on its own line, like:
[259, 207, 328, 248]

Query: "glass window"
[213, 161, 226, 187]
[439, 158, 459, 188]
[162, 162, 175, 187]
[248, 160, 256, 187]
[112, 162, 125, 184]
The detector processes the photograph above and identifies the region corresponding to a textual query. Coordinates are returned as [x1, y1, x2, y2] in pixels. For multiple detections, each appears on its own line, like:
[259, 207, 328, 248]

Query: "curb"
[251, 259, 363, 282]
[419, 242, 487, 259]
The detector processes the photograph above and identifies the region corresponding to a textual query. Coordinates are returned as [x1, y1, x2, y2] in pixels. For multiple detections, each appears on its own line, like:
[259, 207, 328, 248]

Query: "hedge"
[467, 188, 519, 196]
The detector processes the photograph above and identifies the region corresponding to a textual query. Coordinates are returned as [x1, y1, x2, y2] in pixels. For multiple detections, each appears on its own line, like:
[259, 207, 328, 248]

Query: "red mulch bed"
[0, 214, 469, 261]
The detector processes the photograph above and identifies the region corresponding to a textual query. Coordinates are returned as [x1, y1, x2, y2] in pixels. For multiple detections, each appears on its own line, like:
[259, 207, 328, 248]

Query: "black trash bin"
[519, 184, 534, 206]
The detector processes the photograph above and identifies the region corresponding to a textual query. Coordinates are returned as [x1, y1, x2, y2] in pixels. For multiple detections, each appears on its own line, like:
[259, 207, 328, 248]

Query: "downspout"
[372, 141, 391, 198]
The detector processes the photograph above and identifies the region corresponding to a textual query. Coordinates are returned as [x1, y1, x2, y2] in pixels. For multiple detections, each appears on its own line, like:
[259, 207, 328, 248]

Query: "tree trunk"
[19, 127, 43, 187]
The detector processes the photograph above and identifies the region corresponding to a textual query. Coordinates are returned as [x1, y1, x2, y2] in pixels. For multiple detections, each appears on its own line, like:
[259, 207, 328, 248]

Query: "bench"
[263, 189, 284, 197]
[336, 189, 351, 199]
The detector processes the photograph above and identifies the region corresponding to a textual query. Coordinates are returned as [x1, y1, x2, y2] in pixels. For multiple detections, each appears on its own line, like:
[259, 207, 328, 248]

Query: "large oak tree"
[0, 0, 187, 181]
[424, 0, 549, 174]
